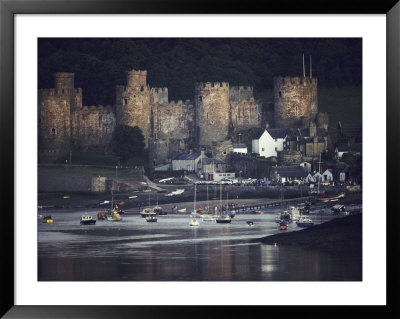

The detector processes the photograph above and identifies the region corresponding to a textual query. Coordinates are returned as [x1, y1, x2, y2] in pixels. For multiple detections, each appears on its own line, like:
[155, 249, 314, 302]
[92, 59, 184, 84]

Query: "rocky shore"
[255, 213, 362, 256]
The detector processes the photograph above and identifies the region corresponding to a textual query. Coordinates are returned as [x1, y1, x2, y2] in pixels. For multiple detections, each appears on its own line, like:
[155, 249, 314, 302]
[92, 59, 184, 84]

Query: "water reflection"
[38, 210, 361, 281]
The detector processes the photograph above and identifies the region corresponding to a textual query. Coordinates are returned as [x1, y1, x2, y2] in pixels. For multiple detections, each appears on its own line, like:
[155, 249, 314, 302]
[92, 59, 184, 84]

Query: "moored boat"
[279, 220, 288, 230]
[146, 214, 158, 222]
[216, 215, 232, 224]
[80, 214, 96, 225]
[97, 211, 107, 220]
[202, 216, 216, 222]
[107, 212, 122, 221]
[296, 216, 314, 227]
[153, 205, 166, 215]
[189, 218, 200, 226]
[42, 215, 53, 223]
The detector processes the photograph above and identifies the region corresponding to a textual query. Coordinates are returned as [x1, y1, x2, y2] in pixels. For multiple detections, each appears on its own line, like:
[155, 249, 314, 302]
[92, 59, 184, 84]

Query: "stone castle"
[38, 70, 328, 165]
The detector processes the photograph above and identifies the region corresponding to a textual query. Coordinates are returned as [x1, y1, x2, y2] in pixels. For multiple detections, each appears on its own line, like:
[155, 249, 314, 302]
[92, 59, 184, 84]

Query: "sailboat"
[141, 191, 156, 218]
[153, 195, 166, 215]
[225, 192, 236, 219]
[202, 183, 216, 222]
[216, 184, 231, 224]
[141, 191, 157, 222]
[189, 183, 200, 226]
[107, 189, 122, 221]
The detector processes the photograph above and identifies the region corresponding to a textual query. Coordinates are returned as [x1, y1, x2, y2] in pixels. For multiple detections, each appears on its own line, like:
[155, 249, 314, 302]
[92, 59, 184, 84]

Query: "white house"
[321, 169, 333, 182]
[233, 143, 247, 154]
[304, 173, 316, 183]
[252, 128, 287, 158]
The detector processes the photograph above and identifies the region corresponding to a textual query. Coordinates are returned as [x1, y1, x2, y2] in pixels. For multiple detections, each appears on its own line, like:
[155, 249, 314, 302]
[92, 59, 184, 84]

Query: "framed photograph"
[1, 0, 398, 317]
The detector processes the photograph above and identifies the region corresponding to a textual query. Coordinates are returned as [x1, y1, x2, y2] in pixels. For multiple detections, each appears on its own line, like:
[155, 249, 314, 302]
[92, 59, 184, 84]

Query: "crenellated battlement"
[126, 69, 147, 87]
[39, 88, 82, 97]
[195, 82, 229, 90]
[274, 76, 318, 88]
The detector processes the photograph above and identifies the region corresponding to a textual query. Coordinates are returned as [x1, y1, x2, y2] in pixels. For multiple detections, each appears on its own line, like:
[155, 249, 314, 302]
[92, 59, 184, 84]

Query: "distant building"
[198, 158, 226, 175]
[270, 164, 308, 183]
[335, 143, 362, 159]
[171, 152, 203, 172]
[233, 143, 248, 154]
[252, 128, 286, 158]
[252, 124, 328, 160]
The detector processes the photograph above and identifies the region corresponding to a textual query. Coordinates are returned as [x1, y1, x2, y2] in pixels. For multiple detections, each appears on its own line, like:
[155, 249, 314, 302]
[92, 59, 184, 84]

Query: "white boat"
[177, 208, 187, 213]
[202, 215, 216, 222]
[288, 206, 300, 221]
[189, 183, 200, 227]
[296, 216, 314, 227]
[166, 189, 185, 196]
[80, 214, 96, 225]
[189, 218, 200, 226]
[146, 214, 158, 222]
[140, 191, 157, 218]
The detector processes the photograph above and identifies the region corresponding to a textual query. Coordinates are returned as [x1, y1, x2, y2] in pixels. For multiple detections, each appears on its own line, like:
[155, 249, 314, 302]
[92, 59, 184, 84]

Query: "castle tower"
[273, 76, 318, 128]
[195, 82, 230, 147]
[116, 70, 151, 147]
[38, 72, 82, 161]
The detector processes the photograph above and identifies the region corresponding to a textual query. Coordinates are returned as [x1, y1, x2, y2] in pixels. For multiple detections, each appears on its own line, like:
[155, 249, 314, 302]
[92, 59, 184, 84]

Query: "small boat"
[315, 192, 345, 202]
[288, 206, 300, 221]
[246, 220, 254, 226]
[107, 212, 122, 221]
[279, 221, 288, 230]
[42, 215, 53, 223]
[80, 214, 96, 225]
[226, 210, 236, 219]
[216, 215, 232, 224]
[189, 218, 200, 226]
[153, 205, 166, 215]
[296, 216, 314, 227]
[254, 211, 264, 215]
[97, 211, 107, 220]
[146, 215, 158, 222]
[189, 183, 200, 227]
[128, 195, 138, 199]
[331, 204, 346, 214]
[177, 208, 187, 213]
[140, 207, 155, 218]
[202, 215, 216, 222]
[278, 211, 292, 223]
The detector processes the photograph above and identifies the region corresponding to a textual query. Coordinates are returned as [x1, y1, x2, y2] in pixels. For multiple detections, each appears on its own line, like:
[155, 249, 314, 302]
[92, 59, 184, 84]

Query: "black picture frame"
[1, 0, 398, 318]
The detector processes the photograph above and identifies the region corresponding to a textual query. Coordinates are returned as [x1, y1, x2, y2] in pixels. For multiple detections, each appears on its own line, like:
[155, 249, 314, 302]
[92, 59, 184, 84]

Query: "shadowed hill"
[255, 214, 362, 255]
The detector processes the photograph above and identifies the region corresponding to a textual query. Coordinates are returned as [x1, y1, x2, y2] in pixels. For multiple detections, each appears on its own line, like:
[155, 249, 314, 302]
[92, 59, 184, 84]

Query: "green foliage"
[111, 125, 145, 164]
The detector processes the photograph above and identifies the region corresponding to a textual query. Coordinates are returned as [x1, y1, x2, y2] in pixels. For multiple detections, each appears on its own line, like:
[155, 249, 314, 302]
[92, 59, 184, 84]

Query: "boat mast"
[219, 183, 222, 215]
[317, 152, 321, 194]
[193, 182, 196, 212]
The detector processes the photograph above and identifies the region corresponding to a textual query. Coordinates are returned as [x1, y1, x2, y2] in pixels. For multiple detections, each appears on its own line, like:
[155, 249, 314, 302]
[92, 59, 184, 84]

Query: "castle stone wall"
[72, 105, 116, 150]
[195, 82, 230, 147]
[116, 70, 152, 147]
[274, 76, 318, 128]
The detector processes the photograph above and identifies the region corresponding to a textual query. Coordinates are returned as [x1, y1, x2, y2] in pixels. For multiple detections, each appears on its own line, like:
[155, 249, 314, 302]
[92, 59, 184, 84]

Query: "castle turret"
[195, 82, 230, 147]
[273, 76, 318, 128]
[116, 70, 152, 147]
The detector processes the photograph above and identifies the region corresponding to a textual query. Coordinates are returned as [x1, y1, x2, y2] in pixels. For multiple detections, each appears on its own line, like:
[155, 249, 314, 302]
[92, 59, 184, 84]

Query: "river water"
[38, 207, 362, 281]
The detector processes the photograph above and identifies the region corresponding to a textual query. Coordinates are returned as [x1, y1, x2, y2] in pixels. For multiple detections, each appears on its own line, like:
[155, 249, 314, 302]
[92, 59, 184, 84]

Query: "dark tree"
[111, 125, 145, 164]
